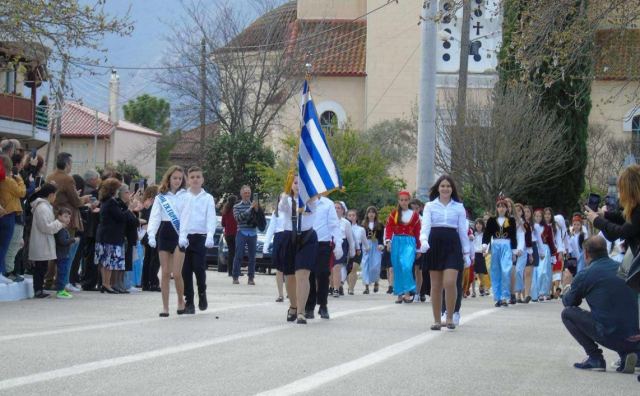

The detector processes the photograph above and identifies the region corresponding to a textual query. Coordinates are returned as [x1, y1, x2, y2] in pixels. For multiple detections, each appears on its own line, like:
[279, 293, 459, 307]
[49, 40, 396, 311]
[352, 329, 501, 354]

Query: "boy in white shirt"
[179, 167, 217, 314]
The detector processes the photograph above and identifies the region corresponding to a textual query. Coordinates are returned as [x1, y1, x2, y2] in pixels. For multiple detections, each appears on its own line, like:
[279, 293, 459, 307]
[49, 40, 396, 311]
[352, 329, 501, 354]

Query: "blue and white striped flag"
[298, 81, 343, 206]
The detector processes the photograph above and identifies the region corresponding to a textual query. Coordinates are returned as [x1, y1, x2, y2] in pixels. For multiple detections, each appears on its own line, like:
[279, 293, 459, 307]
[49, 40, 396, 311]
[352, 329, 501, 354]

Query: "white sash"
[158, 194, 180, 233]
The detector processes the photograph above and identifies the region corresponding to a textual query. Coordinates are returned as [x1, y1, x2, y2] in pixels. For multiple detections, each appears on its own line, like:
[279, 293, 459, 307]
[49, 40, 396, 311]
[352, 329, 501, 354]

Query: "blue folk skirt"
[391, 235, 416, 295]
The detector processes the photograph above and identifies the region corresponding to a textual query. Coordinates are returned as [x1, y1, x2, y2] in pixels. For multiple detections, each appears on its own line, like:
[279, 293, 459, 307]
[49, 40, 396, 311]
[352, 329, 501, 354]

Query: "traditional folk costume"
[567, 216, 587, 276]
[482, 209, 517, 305]
[361, 221, 384, 287]
[514, 220, 532, 294]
[552, 215, 570, 282]
[531, 221, 557, 300]
[385, 198, 421, 296]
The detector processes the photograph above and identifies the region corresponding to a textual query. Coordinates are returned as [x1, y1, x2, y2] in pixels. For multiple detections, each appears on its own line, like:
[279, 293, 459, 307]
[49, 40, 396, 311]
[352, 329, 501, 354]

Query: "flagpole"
[285, 62, 312, 195]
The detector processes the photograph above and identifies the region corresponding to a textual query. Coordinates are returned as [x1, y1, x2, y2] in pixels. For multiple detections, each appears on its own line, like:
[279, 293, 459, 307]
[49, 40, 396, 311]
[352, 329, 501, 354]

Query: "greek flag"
[298, 81, 343, 206]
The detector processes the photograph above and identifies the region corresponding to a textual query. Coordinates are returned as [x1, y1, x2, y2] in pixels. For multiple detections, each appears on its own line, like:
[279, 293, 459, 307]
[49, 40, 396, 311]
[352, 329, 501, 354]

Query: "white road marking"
[0, 302, 271, 342]
[0, 305, 392, 391]
[256, 308, 496, 396]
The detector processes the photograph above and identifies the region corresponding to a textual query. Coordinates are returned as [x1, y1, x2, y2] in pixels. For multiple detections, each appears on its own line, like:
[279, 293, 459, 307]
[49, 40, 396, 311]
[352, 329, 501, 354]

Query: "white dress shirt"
[420, 198, 470, 255]
[313, 197, 341, 243]
[179, 188, 217, 239]
[352, 224, 369, 252]
[473, 232, 484, 253]
[516, 222, 525, 254]
[338, 217, 356, 258]
[147, 189, 189, 241]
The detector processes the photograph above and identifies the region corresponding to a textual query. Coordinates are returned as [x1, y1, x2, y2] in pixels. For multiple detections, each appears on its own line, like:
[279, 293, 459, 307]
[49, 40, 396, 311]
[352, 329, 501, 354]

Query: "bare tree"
[584, 123, 630, 193]
[156, 0, 303, 138]
[364, 104, 418, 167]
[435, 86, 575, 208]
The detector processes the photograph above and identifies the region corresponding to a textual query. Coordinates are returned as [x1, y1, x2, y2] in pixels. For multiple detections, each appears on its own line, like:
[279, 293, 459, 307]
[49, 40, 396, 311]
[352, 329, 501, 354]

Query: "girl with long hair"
[482, 197, 517, 307]
[361, 206, 384, 294]
[221, 195, 238, 277]
[387, 191, 422, 304]
[472, 218, 489, 296]
[531, 208, 557, 302]
[147, 165, 189, 317]
[347, 209, 368, 295]
[522, 205, 540, 303]
[512, 203, 529, 304]
[544, 208, 563, 298]
[420, 176, 469, 329]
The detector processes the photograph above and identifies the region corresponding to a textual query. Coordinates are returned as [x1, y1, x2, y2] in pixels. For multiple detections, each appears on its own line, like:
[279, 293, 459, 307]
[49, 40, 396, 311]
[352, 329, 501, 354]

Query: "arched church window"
[320, 111, 338, 136]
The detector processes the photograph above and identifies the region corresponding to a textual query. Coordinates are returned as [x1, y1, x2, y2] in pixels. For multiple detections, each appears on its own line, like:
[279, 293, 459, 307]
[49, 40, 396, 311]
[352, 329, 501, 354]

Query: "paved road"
[0, 271, 638, 395]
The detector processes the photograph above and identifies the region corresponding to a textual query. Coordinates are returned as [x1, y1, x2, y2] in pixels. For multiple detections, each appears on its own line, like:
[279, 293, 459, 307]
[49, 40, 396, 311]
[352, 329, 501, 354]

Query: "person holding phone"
[231, 185, 259, 285]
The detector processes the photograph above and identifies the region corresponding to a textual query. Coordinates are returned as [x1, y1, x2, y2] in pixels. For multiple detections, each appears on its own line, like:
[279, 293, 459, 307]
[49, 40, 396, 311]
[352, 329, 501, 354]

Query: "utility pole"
[200, 37, 207, 146]
[453, 0, 472, 176]
[416, 0, 438, 201]
[93, 109, 99, 167]
[53, 57, 68, 162]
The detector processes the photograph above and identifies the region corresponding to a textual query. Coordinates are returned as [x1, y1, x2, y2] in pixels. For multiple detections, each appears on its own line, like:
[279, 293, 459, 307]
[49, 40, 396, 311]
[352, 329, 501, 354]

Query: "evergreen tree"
[498, 0, 592, 215]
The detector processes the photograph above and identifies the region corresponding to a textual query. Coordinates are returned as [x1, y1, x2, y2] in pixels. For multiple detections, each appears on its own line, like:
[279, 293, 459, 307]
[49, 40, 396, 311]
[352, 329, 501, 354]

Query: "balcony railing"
[0, 93, 46, 127]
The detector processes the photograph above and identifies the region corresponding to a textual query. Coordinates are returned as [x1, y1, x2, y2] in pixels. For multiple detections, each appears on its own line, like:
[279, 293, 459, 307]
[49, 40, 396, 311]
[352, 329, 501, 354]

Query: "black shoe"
[494, 301, 501, 308]
[328, 287, 334, 294]
[348, 290, 354, 295]
[363, 288, 369, 294]
[150, 286, 161, 292]
[318, 306, 330, 319]
[296, 314, 307, 324]
[373, 283, 379, 293]
[574, 356, 606, 371]
[387, 286, 393, 294]
[524, 296, 532, 304]
[177, 307, 187, 315]
[198, 292, 208, 311]
[304, 310, 315, 319]
[501, 300, 509, 307]
[34, 291, 50, 299]
[420, 294, 426, 302]
[509, 295, 517, 304]
[333, 290, 340, 298]
[287, 307, 297, 322]
[100, 286, 117, 294]
[184, 304, 196, 315]
[339, 286, 344, 296]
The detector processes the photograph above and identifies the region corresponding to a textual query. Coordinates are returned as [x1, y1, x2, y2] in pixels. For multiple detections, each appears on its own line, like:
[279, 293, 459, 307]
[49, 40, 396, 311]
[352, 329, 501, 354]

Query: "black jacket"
[482, 216, 517, 250]
[594, 207, 640, 256]
[96, 197, 127, 245]
[563, 256, 639, 339]
[54, 228, 75, 259]
[117, 198, 140, 247]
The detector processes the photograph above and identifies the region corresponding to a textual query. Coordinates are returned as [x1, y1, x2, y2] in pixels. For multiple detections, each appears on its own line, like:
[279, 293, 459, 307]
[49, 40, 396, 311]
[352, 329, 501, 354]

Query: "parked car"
[217, 216, 274, 274]
[205, 216, 224, 269]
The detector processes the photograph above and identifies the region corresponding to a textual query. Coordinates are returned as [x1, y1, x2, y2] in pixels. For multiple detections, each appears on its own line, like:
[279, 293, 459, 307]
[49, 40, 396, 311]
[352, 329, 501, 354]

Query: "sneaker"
[56, 290, 73, 299]
[441, 312, 447, 323]
[66, 283, 81, 292]
[0, 274, 14, 284]
[573, 356, 606, 371]
[34, 291, 50, 299]
[339, 286, 344, 296]
[127, 287, 142, 293]
[617, 353, 638, 374]
[248, 278, 255, 285]
[413, 294, 420, 303]
[332, 290, 340, 298]
[453, 312, 460, 326]
[232, 278, 239, 285]
[13, 274, 24, 282]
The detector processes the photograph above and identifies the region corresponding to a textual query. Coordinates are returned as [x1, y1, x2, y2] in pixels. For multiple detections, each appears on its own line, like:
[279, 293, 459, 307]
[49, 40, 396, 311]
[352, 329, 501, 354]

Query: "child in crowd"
[472, 219, 489, 296]
[54, 208, 79, 299]
[29, 183, 65, 298]
[361, 206, 384, 294]
[563, 213, 586, 295]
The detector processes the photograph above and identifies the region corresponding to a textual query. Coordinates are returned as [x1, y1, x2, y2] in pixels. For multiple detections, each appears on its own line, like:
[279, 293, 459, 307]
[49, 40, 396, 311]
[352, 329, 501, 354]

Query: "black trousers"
[306, 242, 331, 312]
[141, 242, 160, 289]
[81, 238, 100, 290]
[33, 260, 48, 293]
[70, 232, 86, 284]
[182, 234, 207, 306]
[421, 268, 431, 296]
[561, 306, 639, 359]
[442, 269, 463, 314]
[225, 234, 236, 276]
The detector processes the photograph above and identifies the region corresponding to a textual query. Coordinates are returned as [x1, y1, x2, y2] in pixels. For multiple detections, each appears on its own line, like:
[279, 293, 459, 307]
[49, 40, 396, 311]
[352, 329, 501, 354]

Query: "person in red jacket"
[221, 195, 238, 277]
[385, 190, 421, 304]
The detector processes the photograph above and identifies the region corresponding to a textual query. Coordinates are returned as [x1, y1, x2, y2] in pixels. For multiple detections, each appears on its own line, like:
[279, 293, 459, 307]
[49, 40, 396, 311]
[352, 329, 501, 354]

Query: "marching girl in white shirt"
[512, 203, 529, 304]
[347, 209, 368, 295]
[147, 165, 189, 317]
[263, 180, 298, 309]
[178, 167, 217, 315]
[420, 176, 469, 329]
[331, 201, 355, 298]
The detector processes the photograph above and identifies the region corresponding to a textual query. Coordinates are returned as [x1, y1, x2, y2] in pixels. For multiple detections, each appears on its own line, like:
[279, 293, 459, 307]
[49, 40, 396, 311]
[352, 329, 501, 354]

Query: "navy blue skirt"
[334, 239, 348, 265]
[157, 221, 179, 253]
[273, 231, 295, 275]
[425, 227, 463, 271]
[295, 230, 318, 271]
